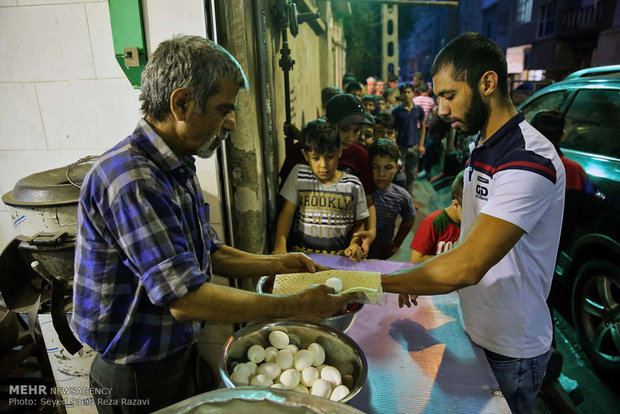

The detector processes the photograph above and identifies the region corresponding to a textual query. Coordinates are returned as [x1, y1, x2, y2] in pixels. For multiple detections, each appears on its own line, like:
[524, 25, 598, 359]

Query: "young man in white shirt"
[380, 32, 565, 414]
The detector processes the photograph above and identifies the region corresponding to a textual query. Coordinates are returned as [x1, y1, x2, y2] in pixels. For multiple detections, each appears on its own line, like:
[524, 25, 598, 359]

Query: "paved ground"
[392, 169, 620, 413]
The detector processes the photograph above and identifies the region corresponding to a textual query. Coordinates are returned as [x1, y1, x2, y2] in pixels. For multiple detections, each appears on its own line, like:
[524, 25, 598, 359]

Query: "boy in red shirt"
[409, 171, 463, 263]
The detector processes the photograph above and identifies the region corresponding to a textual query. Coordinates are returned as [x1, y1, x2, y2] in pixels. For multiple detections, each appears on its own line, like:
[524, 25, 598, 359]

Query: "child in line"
[373, 113, 405, 188]
[344, 81, 363, 99]
[375, 96, 387, 113]
[325, 94, 377, 256]
[367, 139, 416, 260]
[272, 119, 368, 261]
[362, 94, 376, 114]
[373, 112, 397, 142]
[409, 170, 463, 263]
[359, 112, 375, 149]
[383, 88, 398, 112]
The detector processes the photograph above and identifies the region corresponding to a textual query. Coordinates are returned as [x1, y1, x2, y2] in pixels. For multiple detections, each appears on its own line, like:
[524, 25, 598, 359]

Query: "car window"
[562, 89, 620, 159]
[521, 91, 569, 122]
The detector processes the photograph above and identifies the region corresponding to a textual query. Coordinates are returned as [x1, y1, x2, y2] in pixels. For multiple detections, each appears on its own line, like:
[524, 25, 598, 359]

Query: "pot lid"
[2, 156, 98, 208]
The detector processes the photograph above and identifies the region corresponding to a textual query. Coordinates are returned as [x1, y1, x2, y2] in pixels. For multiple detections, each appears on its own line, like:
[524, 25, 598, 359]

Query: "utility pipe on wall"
[253, 0, 278, 246]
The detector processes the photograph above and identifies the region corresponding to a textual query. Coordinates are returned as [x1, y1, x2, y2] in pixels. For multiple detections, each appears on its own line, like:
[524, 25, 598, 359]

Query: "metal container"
[219, 319, 367, 403]
[152, 387, 366, 414]
[256, 275, 363, 333]
[2, 158, 95, 237]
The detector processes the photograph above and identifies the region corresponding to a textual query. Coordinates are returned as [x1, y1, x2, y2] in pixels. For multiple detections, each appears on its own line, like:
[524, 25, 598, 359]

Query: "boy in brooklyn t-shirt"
[272, 119, 369, 261]
[409, 171, 463, 263]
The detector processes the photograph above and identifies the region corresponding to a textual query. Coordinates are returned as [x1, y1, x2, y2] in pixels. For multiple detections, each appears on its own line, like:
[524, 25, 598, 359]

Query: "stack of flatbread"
[272, 270, 383, 303]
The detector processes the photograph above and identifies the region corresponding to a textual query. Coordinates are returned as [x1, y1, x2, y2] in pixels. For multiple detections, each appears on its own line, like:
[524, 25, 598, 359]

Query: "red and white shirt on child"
[409, 209, 460, 257]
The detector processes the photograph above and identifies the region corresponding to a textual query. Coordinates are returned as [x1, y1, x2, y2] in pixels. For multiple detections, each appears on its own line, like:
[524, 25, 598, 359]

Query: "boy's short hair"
[382, 88, 395, 99]
[362, 94, 376, 103]
[321, 86, 343, 107]
[344, 81, 362, 93]
[413, 71, 425, 80]
[375, 95, 385, 102]
[301, 119, 340, 154]
[451, 170, 465, 203]
[369, 138, 400, 163]
[418, 82, 429, 93]
[388, 73, 398, 83]
[530, 109, 565, 145]
[399, 82, 414, 94]
[364, 112, 376, 126]
[374, 112, 395, 130]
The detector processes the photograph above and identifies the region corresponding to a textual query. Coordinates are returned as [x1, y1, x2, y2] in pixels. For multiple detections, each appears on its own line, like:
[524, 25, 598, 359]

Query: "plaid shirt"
[72, 119, 222, 364]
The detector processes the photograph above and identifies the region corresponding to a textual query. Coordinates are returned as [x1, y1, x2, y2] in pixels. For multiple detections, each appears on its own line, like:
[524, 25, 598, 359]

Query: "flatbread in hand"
[273, 270, 383, 303]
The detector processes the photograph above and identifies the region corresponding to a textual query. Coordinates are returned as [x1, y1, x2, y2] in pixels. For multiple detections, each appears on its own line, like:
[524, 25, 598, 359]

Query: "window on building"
[538, 2, 557, 37]
[516, 0, 533, 24]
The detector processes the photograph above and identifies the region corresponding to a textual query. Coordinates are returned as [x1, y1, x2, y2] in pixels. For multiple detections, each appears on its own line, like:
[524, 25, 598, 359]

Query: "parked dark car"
[519, 67, 620, 384]
[510, 80, 554, 105]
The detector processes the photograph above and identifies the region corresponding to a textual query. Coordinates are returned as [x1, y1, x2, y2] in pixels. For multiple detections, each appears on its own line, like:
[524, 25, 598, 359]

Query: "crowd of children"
[276, 71, 460, 262]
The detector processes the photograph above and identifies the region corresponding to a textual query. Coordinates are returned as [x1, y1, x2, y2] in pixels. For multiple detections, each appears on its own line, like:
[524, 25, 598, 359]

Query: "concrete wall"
[0, 0, 346, 253]
[0, 0, 223, 251]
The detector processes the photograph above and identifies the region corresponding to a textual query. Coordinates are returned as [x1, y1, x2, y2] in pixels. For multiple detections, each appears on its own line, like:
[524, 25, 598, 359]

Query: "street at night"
[1, 0, 619, 413]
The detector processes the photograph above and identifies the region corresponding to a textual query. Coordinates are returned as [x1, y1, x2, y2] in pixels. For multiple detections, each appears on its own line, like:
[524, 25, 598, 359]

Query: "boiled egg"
[325, 277, 343, 293]
[269, 330, 290, 349]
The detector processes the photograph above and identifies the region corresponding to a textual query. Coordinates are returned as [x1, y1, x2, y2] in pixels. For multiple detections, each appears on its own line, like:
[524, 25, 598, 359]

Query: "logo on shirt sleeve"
[475, 184, 488, 201]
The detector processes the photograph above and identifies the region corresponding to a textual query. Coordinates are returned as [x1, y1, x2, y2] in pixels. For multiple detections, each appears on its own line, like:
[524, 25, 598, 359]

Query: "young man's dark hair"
[418, 82, 429, 93]
[369, 138, 400, 162]
[387, 73, 399, 83]
[374, 112, 395, 130]
[430, 32, 509, 98]
[301, 118, 340, 154]
[344, 81, 362, 94]
[398, 82, 414, 94]
[530, 110, 564, 146]
[321, 86, 343, 108]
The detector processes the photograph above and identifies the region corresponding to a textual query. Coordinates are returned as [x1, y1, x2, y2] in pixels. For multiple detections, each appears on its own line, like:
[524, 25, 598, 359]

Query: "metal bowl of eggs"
[256, 275, 363, 333]
[218, 319, 368, 404]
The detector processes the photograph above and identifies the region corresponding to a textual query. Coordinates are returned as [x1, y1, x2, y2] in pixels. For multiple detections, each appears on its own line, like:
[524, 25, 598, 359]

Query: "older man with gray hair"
[72, 35, 352, 413]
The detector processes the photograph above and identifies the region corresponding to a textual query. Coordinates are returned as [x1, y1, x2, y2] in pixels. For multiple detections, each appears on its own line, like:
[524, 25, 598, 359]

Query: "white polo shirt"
[458, 111, 565, 358]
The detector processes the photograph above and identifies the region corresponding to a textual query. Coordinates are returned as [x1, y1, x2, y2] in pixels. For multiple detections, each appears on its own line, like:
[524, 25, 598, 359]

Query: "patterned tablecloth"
[307, 254, 511, 414]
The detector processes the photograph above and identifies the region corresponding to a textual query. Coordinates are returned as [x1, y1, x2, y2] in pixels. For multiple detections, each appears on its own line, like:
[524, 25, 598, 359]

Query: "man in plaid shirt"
[72, 36, 352, 413]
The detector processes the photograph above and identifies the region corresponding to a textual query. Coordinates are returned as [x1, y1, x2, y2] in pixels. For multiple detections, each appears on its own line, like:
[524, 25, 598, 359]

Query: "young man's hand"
[398, 293, 419, 308]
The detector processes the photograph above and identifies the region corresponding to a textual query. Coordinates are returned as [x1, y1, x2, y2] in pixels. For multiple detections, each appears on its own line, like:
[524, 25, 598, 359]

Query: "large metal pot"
[152, 387, 366, 414]
[2, 159, 94, 237]
[1, 158, 96, 355]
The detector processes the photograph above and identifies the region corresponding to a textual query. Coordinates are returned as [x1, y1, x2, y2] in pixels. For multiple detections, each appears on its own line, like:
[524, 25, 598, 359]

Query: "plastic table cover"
[307, 254, 511, 414]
